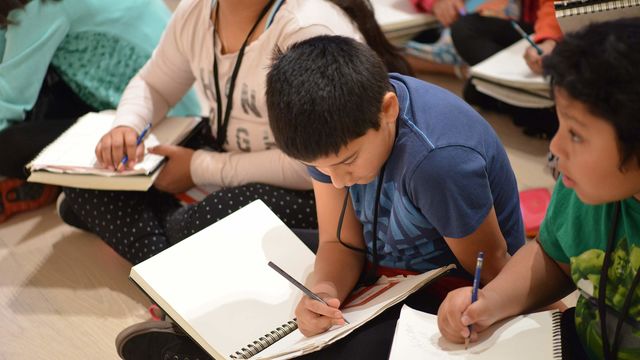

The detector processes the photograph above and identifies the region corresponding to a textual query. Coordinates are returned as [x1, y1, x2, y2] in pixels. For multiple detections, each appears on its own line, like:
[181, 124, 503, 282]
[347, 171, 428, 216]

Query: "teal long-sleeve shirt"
[0, 0, 200, 131]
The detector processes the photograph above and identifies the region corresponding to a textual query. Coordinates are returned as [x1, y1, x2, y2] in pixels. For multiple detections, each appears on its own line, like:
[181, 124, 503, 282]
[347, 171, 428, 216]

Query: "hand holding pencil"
[95, 124, 150, 171]
[268, 261, 349, 337]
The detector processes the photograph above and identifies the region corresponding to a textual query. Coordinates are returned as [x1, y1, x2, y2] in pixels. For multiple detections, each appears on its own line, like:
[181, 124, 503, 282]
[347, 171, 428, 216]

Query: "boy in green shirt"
[437, 18, 640, 360]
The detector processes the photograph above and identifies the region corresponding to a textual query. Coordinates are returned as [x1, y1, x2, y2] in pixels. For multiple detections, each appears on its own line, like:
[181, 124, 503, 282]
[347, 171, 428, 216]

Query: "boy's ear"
[380, 91, 399, 128]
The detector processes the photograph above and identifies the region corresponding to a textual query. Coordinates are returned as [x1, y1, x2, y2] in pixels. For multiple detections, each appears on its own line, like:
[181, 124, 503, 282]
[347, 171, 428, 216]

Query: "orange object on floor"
[0, 178, 59, 223]
[519, 187, 552, 238]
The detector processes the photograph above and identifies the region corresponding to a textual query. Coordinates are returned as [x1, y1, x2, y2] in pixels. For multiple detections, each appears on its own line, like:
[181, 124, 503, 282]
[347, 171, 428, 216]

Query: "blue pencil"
[510, 21, 543, 55]
[466, 251, 484, 349]
[117, 123, 151, 171]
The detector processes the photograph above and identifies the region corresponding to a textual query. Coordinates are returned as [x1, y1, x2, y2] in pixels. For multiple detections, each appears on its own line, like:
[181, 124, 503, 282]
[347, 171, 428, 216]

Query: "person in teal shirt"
[0, 0, 200, 223]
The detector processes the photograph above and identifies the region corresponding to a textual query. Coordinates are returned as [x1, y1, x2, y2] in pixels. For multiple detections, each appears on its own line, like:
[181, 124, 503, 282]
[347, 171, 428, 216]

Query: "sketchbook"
[470, 38, 553, 108]
[129, 200, 455, 360]
[389, 305, 562, 359]
[372, 0, 437, 44]
[26, 112, 202, 191]
[554, 0, 640, 33]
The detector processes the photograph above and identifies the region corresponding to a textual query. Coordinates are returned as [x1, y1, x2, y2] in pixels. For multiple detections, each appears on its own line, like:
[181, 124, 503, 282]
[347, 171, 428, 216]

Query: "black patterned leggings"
[62, 184, 317, 264]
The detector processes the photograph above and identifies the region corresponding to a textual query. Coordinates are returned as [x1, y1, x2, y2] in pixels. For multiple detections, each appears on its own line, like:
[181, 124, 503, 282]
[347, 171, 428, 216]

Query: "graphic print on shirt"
[240, 83, 262, 117]
[571, 236, 640, 359]
[350, 181, 455, 272]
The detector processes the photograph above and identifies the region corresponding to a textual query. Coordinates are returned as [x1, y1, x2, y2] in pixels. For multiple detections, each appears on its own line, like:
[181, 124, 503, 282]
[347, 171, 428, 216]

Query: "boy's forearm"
[312, 242, 365, 302]
[483, 240, 574, 319]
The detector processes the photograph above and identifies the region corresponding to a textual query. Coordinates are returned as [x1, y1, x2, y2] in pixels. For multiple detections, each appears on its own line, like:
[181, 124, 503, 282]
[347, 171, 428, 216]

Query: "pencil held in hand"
[268, 261, 350, 324]
[117, 123, 151, 171]
[466, 251, 484, 349]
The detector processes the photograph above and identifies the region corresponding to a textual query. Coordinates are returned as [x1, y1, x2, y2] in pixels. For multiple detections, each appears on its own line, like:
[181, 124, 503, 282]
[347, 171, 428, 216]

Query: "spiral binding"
[229, 319, 298, 359]
[551, 311, 563, 359]
[556, 0, 640, 17]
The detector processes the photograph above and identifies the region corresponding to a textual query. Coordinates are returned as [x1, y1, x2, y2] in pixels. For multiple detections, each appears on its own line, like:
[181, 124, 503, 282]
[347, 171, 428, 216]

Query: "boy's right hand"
[295, 284, 346, 337]
[95, 126, 145, 171]
[437, 286, 501, 344]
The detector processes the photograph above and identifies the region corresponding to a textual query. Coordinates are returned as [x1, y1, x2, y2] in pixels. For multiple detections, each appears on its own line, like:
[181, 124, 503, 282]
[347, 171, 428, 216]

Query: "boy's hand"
[432, 0, 465, 27]
[523, 39, 557, 75]
[437, 286, 501, 343]
[149, 145, 195, 193]
[295, 284, 346, 337]
[95, 126, 145, 171]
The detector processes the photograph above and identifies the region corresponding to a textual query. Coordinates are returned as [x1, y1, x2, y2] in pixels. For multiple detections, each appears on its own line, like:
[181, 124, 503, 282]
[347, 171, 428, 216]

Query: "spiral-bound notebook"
[129, 200, 454, 360]
[389, 305, 562, 359]
[554, 0, 640, 33]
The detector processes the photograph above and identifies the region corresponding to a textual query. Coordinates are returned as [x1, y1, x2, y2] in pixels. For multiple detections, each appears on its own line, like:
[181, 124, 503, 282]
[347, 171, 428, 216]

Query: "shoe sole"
[115, 320, 181, 359]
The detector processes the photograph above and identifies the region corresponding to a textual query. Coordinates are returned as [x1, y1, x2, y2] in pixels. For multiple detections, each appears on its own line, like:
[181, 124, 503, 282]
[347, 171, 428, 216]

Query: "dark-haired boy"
[437, 18, 640, 360]
[265, 34, 525, 354]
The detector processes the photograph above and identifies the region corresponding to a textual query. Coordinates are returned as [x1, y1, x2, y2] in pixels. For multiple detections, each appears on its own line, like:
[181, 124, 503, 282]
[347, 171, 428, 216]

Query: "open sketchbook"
[27, 112, 202, 191]
[554, 0, 640, 34]
[130, 200, 455, 360]
[470, 38, 553, 108]
[389, 305, 562, 359]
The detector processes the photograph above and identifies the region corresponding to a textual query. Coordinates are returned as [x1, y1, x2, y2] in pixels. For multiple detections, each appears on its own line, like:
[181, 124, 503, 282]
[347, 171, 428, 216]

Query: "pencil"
[466, 251, 484, 350]
[116, 123, 151, 171]
[268, 261, 350, 325]
[510, 21, 543, 55]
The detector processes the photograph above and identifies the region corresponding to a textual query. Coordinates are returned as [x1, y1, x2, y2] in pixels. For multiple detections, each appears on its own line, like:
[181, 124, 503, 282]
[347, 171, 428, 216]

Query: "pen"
[268, 261, 350, 325]
[117, 123, 151, 171]
[466, 251, 484, 350]
[510, 21, 543, 56]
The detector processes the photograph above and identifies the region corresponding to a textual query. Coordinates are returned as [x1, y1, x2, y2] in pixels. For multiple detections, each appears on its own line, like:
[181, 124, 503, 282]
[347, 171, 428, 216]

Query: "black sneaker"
[116, 320, 212, 360]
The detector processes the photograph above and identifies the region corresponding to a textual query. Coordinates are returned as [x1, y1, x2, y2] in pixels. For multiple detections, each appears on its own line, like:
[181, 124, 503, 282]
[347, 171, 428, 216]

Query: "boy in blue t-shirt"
[437, 19, 640, 360]
[265, 34, 524, 349]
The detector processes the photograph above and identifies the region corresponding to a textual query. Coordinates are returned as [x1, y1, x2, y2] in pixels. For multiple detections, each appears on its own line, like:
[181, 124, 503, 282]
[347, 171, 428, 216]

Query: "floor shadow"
[4, 231, 150, 317]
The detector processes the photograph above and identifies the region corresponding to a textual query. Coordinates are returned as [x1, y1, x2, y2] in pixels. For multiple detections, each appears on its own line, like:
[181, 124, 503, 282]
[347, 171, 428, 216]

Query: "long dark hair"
[1, 0, 59, 28]
[330, 0, 413, 75]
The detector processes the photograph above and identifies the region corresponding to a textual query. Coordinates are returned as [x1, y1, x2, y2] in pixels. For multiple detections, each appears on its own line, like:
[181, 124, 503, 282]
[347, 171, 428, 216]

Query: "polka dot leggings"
[62, 184, 317, 264]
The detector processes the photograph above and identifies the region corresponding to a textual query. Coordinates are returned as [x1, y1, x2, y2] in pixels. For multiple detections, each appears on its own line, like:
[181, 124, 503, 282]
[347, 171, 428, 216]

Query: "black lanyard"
[336, 163, 387, 286]
[598, 201, 640, 360]
[211, 0, 275, 150]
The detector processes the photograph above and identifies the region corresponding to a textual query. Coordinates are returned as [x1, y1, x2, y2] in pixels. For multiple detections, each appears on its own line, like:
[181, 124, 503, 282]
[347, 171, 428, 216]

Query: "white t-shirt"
[115, 0, 363, 188]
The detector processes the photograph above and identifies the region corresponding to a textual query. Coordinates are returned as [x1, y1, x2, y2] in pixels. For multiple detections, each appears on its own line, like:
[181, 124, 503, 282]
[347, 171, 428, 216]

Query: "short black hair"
[266, 35, 390, 162]
[543, 18, 640, 167]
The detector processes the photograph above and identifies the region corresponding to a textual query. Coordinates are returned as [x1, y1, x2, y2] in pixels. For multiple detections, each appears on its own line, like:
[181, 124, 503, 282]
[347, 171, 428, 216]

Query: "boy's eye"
[569, 129, 583, 143]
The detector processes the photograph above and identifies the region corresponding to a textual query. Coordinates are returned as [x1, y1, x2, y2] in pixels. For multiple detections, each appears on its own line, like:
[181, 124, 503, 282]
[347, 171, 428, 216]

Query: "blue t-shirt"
[309, 74, 524, 276]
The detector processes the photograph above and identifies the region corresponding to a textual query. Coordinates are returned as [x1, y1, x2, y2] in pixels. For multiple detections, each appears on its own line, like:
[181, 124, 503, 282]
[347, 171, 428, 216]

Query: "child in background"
[60, 0, 412, 266]
[437, 18, 640, 360]
[263, 35, 524, 358]
[450, 0, 562, 138]
[0, 0, 199, 223]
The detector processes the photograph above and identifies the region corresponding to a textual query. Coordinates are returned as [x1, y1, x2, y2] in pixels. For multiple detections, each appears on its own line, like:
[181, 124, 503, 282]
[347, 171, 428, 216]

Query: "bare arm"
[444, 207, 510, 284]
[295, 180, 365, 336]
[438, 240, 575, 342]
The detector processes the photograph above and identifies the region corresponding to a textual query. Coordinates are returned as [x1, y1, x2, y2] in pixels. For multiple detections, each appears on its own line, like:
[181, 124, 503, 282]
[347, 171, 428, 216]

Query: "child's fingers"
[304, 296, 344, 320]
[123, 130, 139, 166]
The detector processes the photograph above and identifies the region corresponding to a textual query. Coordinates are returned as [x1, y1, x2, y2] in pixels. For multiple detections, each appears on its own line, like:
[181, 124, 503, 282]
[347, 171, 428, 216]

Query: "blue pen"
[510, 21, 543, 56]
[465, 251, 484, 350]
[117, 123, 151, 171]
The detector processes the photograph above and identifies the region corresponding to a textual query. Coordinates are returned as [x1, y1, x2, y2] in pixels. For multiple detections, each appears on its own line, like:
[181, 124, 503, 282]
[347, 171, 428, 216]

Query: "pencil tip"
[464, 338, 470, 350]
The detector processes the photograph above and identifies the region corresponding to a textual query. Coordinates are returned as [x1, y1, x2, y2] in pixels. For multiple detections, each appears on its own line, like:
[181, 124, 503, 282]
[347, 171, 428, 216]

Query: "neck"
[218, 0, 271, 22]
[214, 0, 272, 54]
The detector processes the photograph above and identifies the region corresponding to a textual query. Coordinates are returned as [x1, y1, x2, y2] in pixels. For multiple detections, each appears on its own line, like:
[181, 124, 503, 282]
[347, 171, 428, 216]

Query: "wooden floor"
[0, 69, 563, 358]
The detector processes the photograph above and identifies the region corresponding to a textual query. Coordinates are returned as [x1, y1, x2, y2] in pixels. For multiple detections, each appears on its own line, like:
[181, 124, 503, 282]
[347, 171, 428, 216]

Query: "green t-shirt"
[539, 179, 640, 360]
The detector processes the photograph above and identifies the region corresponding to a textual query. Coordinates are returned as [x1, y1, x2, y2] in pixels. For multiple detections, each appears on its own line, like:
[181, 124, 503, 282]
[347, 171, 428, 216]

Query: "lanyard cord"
[336, 163, 387, 286]
[598, 201, 640, 359]
[212, 0, 275, 150]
